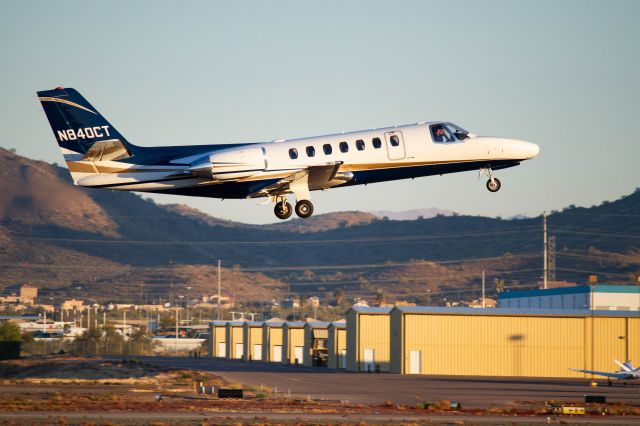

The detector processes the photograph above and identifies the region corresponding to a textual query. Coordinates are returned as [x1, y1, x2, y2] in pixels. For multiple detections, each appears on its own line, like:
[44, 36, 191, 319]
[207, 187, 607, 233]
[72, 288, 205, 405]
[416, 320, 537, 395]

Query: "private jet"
[37, 87, 539, 219]
[571, 360, 640, 386]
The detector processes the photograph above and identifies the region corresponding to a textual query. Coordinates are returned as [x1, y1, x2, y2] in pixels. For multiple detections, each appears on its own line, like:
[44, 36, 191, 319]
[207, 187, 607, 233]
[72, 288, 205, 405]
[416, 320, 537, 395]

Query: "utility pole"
[482, 270, 486, 308]
[543, 211, 548, 289]
[87, 306, 91, 329]
[217, 259, 222, 320]
[175, 307, 179, 356]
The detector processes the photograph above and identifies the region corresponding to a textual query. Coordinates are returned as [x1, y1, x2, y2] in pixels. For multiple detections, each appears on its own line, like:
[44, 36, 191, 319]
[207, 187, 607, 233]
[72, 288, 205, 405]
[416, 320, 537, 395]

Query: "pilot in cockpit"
[432, 124, 453, 142]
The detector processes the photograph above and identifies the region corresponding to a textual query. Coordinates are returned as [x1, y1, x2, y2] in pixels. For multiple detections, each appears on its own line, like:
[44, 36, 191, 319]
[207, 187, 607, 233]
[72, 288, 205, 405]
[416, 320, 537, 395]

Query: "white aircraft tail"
[614, 359, 636, 372]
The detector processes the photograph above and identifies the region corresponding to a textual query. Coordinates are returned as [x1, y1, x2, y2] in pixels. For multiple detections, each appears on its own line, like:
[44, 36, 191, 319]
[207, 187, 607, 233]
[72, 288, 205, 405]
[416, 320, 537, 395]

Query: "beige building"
[303, 321, 330, 367]
[389, 306, 640, 377]
[61, 299, 85, 311]
[262, 319, 285, 363]
[208, 320, 227, 358]
[282, 321, 306, 365]
[19, 284, 38, 304]
[346, 307, 392, 372]
[226, 320, 246, 359]
[243, 321, 264, 362]
[327, 321, 347, 369]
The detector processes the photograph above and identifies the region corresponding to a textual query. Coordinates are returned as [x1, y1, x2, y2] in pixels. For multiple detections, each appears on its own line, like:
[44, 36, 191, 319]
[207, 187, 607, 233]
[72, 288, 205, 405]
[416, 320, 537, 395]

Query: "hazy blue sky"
[1, 1, 638, 224]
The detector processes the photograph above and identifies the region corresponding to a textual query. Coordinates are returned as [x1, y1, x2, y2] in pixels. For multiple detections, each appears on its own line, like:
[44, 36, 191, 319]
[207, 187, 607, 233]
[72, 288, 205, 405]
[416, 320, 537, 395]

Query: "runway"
[135, 356, 640, 408]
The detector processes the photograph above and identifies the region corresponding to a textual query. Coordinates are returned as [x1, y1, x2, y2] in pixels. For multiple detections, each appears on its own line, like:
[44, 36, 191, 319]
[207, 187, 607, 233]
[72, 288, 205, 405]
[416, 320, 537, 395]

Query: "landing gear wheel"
[274, 201, 293, 220]
[486, 178, 501, 192]
[295, 200, 314, 219]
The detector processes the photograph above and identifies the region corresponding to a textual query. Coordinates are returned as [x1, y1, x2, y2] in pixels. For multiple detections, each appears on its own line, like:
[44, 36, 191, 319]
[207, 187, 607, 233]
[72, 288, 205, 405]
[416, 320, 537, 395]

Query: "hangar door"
[273, 345, 282, 362]
[253, 344, 262, 361]
[235, 343, 244, 359]
[363, 348, 375, 372]
[409, 350, 421, 374]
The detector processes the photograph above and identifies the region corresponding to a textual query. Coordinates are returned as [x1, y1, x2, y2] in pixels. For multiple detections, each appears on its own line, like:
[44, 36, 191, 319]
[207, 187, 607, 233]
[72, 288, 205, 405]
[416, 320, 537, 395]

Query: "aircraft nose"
[517, 140, 540, 159]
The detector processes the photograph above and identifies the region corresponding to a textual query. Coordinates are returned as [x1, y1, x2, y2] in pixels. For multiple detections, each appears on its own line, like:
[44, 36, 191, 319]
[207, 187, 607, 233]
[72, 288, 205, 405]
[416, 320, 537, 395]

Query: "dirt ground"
[0, 356, 639, 425]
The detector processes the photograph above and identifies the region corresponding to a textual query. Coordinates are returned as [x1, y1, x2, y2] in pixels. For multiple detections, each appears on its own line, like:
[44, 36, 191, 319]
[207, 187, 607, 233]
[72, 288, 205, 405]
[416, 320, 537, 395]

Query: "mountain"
[1, 147, 638, 305]
[372, 208, 455, 221]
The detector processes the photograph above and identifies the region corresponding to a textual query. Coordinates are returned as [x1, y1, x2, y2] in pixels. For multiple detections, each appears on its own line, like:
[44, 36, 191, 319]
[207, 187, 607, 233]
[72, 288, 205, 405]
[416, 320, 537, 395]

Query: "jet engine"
[188, 146, 267, 180]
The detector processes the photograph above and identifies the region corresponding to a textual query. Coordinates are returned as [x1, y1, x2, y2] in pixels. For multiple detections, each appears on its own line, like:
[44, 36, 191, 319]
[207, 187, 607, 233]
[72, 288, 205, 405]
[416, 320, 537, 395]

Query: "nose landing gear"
[479, 168, 501, 193]
[486, 177, 501, 192]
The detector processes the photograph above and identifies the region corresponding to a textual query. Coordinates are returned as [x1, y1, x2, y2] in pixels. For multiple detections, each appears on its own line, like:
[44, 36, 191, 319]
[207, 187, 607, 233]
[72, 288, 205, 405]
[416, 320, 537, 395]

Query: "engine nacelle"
[188, 146, 266, 180]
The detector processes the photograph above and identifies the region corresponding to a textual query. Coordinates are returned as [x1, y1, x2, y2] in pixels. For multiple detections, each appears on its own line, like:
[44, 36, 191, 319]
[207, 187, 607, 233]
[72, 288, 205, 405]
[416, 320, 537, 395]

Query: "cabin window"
[306, 146, 315, 157]
[289, 148, 298, 159]
[323, 144, 333, 155]
[390, 135, 400, 146]
[339, 142, 349, 153]
[372, 137, 382, 149]
[355, 139, 365, 151]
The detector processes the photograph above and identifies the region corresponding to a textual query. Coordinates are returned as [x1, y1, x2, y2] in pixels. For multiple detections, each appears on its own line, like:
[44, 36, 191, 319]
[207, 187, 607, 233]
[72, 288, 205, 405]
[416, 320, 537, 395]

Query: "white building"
[498, 285, 640, 311]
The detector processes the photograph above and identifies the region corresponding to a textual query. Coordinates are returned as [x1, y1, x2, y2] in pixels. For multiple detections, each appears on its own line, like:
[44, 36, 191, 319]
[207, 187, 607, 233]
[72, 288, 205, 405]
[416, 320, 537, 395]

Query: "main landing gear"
[480, 168, 501, 193]
[273, 197, 314, 220]
[274, 199, 293, 220]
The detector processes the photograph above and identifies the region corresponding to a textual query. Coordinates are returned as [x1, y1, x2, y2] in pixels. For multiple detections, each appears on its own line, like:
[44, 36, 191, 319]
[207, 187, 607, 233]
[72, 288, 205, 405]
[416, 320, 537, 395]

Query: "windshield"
[446, 122, 469, 140]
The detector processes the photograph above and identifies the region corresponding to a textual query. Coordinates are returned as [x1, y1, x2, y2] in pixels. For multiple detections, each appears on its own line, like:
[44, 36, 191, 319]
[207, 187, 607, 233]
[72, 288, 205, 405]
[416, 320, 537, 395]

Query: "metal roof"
[284, 321, 306, 328]
[499, 285, 640, 299]
[392, 306, 640, 318]
[208, 320, 228, 326]
[349, 306, 393, 314]
[245, 321, 265, 327]
[304, 321, 331, 328]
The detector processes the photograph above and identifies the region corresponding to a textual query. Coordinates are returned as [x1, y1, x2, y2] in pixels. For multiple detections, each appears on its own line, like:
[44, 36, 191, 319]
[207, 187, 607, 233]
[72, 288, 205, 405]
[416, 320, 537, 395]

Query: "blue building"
[498, 285, 640, 311]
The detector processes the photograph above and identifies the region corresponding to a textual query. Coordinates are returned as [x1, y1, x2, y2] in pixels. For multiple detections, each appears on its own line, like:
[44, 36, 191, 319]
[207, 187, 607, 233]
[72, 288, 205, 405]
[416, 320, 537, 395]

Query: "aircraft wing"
[569, 368, 635, 380]
[248, 162, 346, 198]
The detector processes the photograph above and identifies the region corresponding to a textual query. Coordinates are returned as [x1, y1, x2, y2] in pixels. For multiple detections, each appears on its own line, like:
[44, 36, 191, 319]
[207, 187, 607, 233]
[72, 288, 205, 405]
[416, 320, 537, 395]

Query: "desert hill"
[0, 146, 638, 304]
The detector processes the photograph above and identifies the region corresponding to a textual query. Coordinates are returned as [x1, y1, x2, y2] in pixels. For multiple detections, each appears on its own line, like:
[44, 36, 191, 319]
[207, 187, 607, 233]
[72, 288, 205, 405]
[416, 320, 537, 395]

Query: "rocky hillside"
[0, 147, 638, 304]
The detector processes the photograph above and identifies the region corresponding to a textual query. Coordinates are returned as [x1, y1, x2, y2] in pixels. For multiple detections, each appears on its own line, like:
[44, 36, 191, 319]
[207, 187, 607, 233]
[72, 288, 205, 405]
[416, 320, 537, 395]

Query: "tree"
[358, 275, 370, 291]
[375, 289, 385, 305]
[0, 321, 22, 342]
[334, 288, 345, 306]
[494, 278, 505, 294]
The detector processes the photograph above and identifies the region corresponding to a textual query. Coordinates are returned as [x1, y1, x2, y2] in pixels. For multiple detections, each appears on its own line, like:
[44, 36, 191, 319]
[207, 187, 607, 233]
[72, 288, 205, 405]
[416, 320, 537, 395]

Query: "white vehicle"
[571, 360, 640, 385]
[38, 87, 539, 220]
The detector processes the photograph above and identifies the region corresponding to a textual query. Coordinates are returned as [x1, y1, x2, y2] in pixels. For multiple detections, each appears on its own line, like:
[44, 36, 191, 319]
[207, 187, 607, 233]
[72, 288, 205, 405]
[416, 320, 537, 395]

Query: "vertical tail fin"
[37, 87, 136, 182]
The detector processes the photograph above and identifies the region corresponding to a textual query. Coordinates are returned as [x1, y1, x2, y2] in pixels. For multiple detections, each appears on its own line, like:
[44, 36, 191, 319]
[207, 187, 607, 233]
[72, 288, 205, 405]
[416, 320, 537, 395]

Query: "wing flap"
[248, 162, 344, 198]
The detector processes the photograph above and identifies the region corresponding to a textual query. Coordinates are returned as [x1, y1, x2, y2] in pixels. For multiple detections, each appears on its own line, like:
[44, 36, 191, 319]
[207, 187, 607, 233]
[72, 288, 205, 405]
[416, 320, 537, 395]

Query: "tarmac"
[134, 356, 640, 408]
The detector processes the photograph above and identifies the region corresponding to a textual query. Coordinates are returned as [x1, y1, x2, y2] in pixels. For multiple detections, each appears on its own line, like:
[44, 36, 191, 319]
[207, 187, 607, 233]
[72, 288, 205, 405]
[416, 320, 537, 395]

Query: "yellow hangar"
[389, 306, 640, 377]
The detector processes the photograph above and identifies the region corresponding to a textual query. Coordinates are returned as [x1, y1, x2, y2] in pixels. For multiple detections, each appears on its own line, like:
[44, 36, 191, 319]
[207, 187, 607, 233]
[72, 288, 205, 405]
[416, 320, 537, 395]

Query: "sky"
[1, 1, 639, 224]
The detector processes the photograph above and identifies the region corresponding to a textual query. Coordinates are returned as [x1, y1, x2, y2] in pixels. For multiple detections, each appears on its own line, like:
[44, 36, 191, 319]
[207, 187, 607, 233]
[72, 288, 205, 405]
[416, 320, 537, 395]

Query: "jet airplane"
[571, 360, 640, 386]
[38, 87, 539, 219]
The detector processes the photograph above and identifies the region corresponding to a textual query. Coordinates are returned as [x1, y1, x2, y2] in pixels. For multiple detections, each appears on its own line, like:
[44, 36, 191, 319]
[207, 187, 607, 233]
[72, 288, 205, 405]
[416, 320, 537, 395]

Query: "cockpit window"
[445, 123, 469, 140]
[430, 122, 469, 143]
[430, 124, 456, 143]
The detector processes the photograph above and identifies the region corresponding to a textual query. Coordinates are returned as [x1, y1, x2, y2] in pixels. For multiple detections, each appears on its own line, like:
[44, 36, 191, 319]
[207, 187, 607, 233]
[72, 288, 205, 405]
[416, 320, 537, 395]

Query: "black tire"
[274, 201, 293, 220]
[486, 178, 501, 192]
[295, 200, 314, 218]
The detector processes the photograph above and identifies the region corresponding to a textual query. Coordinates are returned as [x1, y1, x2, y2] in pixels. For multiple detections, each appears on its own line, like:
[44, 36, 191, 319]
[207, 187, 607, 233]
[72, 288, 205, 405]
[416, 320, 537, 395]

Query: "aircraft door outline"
[384, 131, 406, 161]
